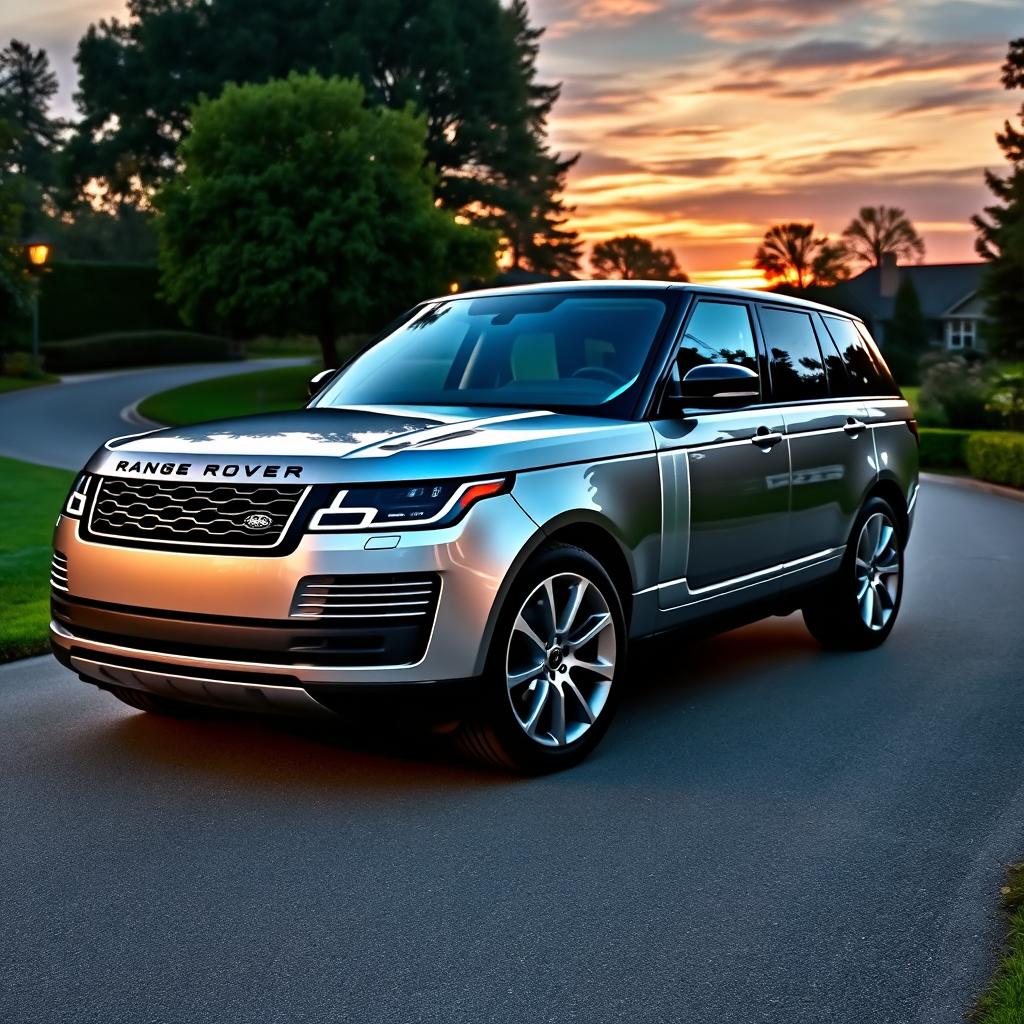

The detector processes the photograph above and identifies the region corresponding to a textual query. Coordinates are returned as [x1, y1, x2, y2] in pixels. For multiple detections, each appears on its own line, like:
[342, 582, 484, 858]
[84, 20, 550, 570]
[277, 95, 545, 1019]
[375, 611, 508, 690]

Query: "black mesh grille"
[88, 477, 308, 548]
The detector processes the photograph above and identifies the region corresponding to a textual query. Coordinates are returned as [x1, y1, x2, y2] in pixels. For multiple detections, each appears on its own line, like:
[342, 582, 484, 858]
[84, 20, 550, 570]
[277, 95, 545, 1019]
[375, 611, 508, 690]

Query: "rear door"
[756, 304, 875, 564]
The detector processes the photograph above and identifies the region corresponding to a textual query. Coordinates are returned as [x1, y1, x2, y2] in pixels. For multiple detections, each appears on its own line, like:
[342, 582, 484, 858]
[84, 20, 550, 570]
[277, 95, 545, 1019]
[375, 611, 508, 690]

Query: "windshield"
[315, 292, 670, 413]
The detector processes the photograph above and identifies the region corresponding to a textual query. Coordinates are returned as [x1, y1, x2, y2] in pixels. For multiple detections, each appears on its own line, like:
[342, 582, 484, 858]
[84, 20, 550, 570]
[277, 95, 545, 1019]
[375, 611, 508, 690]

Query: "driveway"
[0, 359, 306, 470]
[1, 478, 1022, 1023]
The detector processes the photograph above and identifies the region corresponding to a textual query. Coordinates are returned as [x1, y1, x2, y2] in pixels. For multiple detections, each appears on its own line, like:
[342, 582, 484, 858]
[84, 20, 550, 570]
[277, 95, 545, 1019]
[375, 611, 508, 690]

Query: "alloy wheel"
[505, 572, 617, 747]
[854, 512, 901, 631]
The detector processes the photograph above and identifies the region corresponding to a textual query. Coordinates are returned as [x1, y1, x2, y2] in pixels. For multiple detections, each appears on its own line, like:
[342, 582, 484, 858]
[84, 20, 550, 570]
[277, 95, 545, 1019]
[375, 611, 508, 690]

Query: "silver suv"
[51, 283, 918, 771]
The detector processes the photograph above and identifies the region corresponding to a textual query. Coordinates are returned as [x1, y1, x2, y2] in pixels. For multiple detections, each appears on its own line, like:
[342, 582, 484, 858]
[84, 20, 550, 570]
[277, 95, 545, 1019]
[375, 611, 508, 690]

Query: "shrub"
[42, 331, 233, 373]
[918, 428, 972, 469]
[917, 355, 992, 428]
[1, 351, 48, 379]
[966, 432, 1024, 488]
[985, 368, 1024, 430]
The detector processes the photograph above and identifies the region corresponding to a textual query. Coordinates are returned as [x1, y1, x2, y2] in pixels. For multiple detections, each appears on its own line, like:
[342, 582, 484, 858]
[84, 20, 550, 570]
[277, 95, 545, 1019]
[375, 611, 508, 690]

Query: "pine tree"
[884, 279, 930, 385]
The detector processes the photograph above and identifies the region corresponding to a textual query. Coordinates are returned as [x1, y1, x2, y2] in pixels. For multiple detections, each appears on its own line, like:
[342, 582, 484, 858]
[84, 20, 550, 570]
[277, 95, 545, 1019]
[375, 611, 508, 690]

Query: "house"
[840, 256, 988, 352]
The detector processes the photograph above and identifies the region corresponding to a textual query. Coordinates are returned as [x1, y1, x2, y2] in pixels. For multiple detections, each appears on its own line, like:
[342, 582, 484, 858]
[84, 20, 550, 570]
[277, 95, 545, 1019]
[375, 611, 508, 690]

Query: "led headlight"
[310, 477, 510, 531]
[62, 474, 93, 518]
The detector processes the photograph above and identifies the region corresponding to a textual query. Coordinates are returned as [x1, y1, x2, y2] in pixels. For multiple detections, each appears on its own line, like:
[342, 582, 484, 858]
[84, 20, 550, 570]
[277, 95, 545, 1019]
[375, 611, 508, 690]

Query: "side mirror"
[308, 368, 336, 398]
[669, 363, 759, 411]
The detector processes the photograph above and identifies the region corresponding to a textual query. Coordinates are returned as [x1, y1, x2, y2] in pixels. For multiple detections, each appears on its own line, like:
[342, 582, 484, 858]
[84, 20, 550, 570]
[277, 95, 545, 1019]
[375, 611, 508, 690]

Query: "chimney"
[879, 252, 899, 299]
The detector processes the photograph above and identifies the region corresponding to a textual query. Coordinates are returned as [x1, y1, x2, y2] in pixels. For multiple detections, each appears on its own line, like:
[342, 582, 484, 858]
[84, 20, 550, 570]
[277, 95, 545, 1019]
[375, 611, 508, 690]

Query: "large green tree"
[973, 37, 1024, 360]
[155, 74, 495, 366]
[0, 118, 28, 344]
[590, 235, 688, 281]
[69, 0, 579, 273]
[884, 278, 930, 385]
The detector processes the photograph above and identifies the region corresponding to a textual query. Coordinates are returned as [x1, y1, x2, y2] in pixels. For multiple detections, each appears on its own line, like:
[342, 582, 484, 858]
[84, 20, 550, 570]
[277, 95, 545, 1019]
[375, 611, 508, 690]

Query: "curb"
[921, 471, 1024, 504]
[119, 398, 162, 430]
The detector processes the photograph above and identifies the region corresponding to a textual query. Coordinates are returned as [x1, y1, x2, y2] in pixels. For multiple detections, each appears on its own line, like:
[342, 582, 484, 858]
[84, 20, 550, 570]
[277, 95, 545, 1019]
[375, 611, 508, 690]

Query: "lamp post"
[23, 238, 51, 366]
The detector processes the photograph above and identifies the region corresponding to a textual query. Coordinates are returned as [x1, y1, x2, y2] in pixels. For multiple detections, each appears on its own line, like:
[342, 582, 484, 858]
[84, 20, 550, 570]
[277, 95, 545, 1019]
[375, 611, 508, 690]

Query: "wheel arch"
[863, 476, 910, 541]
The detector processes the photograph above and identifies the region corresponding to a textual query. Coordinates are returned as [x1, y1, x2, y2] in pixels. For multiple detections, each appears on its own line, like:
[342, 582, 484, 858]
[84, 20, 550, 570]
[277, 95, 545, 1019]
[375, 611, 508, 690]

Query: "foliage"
[841, 205, 925, 268]
[973, 863, 1024, 1024]
[51, 204, 158, 263]
[966, 431, 1024, 488]
[754, 223, 849, 289]
[41, 330, 231, 372]
[590, 235, 688, 281]
[917, 428, 972, 469]
[1, 350, 51, 380]
[0, 456, 74, 662]
[138, 360, 326, 426]
[68, 0, 578, 273]
[0, 119, 27, 345]
[156, 74, 496, 366]
[37, 260, 182, 342]
[917, 355, 992, 428]
[973, 38, 1024, 360]
[985, 367, 1024, 429]
[884, 278, 930, 385]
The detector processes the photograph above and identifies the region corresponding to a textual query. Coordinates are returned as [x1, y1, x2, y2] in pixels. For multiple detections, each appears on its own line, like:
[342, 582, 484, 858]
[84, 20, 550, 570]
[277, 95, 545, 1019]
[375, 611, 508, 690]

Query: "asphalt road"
[0, 359, 306, 469]
[1, 477, 1022, 1023]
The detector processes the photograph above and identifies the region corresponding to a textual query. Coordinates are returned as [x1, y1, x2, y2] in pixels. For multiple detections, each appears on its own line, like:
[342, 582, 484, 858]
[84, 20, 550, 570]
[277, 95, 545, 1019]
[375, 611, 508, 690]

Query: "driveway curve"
[1, 479, 1022, 1023]
[0, 358, 306, 470]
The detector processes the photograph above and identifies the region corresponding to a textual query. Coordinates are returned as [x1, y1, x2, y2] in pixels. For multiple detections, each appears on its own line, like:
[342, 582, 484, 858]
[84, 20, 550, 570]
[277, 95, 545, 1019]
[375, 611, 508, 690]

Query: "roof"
[439, 279, 862, 318]
[842, 262, 987, 322]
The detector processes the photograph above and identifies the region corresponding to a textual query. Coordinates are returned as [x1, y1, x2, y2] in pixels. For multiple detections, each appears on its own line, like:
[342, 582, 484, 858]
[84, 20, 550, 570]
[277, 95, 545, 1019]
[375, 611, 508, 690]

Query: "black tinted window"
[759, 307, 827, 401]
[677, 301, 758, 376]
[821, 315, 897, 396]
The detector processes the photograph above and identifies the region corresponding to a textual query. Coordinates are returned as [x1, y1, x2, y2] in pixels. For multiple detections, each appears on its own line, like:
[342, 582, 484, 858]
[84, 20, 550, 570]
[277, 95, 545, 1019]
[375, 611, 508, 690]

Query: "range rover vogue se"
[51, 283, 918, 771]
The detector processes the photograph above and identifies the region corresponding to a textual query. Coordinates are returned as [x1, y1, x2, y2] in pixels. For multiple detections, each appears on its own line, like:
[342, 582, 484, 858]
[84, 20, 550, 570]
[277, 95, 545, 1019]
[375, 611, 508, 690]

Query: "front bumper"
[50, 492, 540, 693]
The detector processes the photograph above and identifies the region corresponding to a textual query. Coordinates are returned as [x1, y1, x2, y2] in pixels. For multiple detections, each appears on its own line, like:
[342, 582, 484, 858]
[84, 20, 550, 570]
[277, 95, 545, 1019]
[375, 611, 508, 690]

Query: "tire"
[453, 543, 627, 773]
[802, 496, 905, 650]
[106, 684, 210, 718]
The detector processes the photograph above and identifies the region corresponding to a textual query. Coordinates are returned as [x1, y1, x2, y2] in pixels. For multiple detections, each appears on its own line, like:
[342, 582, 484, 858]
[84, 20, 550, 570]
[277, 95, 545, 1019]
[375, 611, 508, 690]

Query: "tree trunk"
[316, 311, 339, 368]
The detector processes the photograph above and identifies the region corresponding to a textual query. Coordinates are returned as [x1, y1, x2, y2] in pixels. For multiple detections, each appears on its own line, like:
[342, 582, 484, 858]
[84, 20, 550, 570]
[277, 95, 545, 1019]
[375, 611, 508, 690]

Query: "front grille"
[51, 551, 69, 591]
[290, 573, 441, 620]
[87, 477, 309, 549]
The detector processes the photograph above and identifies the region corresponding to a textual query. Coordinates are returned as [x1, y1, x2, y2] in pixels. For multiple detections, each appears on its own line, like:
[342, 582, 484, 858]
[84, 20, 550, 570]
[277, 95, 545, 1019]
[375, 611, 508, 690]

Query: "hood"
[91, 406, 653, 484]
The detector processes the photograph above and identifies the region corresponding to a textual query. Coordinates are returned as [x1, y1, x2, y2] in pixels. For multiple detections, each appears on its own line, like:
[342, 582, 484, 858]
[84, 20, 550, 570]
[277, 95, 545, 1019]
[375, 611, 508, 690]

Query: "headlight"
[309, 477, 510, 531]
[63, 474, 93, 518]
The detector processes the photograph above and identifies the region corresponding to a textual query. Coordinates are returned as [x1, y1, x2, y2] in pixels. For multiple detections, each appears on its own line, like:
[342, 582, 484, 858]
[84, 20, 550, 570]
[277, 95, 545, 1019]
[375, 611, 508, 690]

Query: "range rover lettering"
[51, 283, 918, 772]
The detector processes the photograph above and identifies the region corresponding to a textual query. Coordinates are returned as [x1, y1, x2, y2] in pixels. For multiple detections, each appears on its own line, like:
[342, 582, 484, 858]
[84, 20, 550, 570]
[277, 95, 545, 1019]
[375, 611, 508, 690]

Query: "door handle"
[844, 417, 867, 437]
[751, 427, 783, 450]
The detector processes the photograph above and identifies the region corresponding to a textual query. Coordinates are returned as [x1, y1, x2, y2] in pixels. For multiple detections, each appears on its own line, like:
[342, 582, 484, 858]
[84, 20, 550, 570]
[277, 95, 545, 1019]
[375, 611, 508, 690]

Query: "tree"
[155, 74, 496, 367]
[841, 205, 925, 268]
[68, 0, 580, 271]
[973, 38, 1024, 360]
[0, 118, 28, 345]
[754, 223, 849, 289]
[0, 40, 64, 209]
[884, 278, 930, 385]
[590, 235, 688, 280]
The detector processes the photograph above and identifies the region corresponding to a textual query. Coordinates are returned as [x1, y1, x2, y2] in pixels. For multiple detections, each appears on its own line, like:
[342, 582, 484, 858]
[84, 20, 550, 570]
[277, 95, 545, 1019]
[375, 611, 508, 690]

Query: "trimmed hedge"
[966, 432, 1024, 489]
[42, 331, 233, 373]
[918, 428, 972, 470]
[39, 261, 183, 342]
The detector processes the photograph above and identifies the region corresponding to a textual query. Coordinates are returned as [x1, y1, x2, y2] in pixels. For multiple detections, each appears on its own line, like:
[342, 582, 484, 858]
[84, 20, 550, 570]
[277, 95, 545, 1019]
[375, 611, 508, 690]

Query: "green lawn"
[0, 375, 58, 395]
[0, 457, 74, 662]
[974, 863, 1024, 1023]
[138, 360, 317, 426]
[902, 386, 919, 415]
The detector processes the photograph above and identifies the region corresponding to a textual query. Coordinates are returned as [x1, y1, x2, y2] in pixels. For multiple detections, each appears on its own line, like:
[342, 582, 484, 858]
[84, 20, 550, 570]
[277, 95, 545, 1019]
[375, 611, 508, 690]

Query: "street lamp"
[23, 236, 52, 367]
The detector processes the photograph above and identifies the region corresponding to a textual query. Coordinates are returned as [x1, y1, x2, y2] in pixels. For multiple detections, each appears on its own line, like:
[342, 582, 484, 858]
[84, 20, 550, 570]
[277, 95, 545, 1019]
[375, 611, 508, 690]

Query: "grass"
[0, 457, 74, 662]
[973, 863, 1024, 1023]
[137, 360, 318, 426]
[0, 375, 58, 394]
[902, 385, 919, 415]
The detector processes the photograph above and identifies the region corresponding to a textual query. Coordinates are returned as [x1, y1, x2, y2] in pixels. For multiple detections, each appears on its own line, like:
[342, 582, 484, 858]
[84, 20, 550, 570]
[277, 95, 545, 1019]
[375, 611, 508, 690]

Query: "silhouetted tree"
[973, 37, 1024, 359]
[842, 206, 925, 268]
[156, 75, 496, 367]
[754, 223, 849, 289]
[591, 235, 688, 281]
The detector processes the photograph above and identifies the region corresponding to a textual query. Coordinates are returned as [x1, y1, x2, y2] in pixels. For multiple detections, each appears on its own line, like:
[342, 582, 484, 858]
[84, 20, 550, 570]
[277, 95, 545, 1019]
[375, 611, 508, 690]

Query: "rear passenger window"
[676, 301, 758, 376]
[759, 307, 827, 402]
[820, 315, 897, 396]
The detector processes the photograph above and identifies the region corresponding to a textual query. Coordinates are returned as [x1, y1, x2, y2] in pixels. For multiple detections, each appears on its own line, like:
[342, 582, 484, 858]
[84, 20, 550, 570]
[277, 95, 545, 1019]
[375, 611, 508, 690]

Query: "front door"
[652, 298, 790, 609]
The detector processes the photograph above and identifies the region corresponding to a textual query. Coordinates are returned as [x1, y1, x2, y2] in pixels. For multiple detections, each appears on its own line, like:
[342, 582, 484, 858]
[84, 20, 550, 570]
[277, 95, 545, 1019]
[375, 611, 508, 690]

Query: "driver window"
[677, 301, 758, 377]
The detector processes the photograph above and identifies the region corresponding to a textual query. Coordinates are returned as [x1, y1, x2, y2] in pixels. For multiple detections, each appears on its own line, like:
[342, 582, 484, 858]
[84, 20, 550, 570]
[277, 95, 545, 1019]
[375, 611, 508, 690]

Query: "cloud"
[891, 88, 1006, 118]
[774, 145, 918, 176]
[687, 0, 886, 41]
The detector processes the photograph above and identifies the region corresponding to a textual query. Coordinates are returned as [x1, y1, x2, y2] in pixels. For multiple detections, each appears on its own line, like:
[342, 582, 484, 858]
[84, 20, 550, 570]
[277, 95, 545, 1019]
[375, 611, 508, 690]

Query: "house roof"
[841, 262, 987, 322]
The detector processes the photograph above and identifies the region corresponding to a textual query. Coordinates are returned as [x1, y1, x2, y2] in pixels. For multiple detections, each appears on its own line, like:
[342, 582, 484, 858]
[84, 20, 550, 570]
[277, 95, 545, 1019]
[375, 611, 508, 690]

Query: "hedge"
[39, 261, 183, 342]
[966, 432, 1024, 489]
[42, 331, 233, 373]
[918, 428, 972, 470]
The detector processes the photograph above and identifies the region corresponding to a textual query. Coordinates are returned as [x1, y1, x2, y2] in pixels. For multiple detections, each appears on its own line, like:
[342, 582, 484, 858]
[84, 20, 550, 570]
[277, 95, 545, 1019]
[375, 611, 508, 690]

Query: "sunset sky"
[2, 0, 1020, 285]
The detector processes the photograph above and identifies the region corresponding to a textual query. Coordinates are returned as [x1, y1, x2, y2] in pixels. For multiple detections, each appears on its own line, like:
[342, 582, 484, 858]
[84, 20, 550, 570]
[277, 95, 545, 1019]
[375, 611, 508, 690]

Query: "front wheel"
[454, 544, 627, 773]
[802, 497, 905, 650]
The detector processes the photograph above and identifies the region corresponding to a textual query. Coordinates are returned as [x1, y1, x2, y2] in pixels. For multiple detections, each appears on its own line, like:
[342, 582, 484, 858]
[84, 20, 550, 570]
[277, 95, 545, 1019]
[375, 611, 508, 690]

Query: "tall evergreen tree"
[67, 0, 580, 272]
[884, 278, 930, 385]
[973, 38, 1024, 360]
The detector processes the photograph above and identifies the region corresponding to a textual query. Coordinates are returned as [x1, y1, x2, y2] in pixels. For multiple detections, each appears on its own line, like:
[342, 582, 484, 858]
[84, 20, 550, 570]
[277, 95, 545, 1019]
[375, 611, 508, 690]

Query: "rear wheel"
[802, 497, 904, 650]
[454, 544, 626, 773]
[106, 684, 210, 718]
